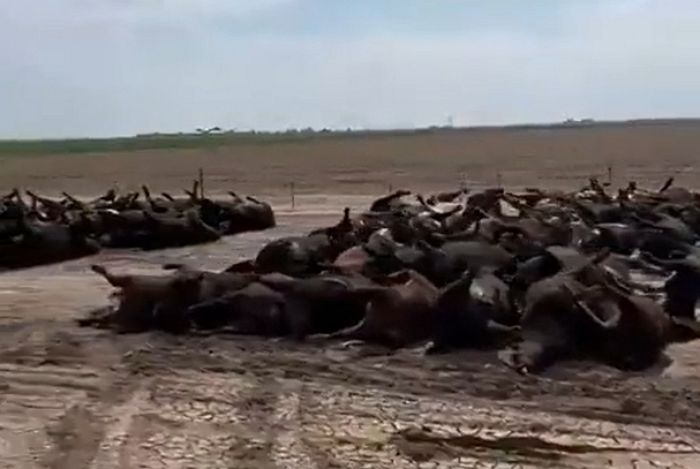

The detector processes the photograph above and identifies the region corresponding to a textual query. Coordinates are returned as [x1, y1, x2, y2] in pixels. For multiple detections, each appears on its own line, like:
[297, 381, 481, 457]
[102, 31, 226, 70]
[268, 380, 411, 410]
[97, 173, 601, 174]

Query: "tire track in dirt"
[0, 363, 106, 469]
[269, 382, 318, 469]
[88, 380, 152, 469]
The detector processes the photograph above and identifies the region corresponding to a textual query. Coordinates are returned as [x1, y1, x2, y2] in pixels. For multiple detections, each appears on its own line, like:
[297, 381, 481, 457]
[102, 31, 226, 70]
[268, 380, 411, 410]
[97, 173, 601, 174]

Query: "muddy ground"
[2, 125, 700, 467]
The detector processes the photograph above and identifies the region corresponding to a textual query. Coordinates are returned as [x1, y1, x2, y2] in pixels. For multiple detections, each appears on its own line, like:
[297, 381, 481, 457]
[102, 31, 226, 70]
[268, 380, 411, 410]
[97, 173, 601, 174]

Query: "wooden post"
[607, 165, 613, 185]
[198, 168, 205, 198]
[290, 182, 295, 210]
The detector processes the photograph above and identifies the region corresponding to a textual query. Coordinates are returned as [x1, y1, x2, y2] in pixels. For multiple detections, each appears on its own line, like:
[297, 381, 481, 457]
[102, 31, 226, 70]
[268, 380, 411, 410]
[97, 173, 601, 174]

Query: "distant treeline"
[1, 118, 699, 156]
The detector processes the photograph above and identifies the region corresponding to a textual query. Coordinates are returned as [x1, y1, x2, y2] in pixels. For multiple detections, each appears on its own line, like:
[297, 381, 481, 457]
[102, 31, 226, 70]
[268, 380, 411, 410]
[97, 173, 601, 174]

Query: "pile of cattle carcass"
[0, 182, 275, 270]
[81, 177, 700, 374]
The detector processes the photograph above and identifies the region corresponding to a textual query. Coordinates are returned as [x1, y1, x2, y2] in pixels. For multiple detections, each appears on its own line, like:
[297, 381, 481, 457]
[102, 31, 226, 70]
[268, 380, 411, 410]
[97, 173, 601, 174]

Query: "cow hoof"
[498, 348, 523, 371]
[424, 342, 450, 355]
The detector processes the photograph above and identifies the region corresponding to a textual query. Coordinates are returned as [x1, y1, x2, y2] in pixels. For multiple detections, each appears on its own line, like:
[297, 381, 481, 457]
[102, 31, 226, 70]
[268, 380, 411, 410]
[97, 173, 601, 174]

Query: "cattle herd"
[4, 176, 700, 374]
[0, 181, 275, 270]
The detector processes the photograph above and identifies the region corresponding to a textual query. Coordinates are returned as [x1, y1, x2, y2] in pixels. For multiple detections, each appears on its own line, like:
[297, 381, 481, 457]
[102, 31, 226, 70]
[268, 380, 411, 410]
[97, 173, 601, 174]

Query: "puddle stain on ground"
[392, 427, 699, 464]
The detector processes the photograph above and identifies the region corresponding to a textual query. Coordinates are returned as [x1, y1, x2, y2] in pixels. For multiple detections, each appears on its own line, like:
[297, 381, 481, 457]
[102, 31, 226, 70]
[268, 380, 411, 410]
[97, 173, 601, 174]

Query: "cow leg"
[499, 338, 557, 375]
[486, 320, 520, 334]
[91, 264, 131, 288]
[283, 298, 313, 340]
[338, 339, 367, 349]
[486, 320, 521, 345]
[562, 284, 621, 330]
[310, 317, 372, 344]
[424, 341, 452, 355]
[670, 316, 700, 342]
[500, 316, 568, 373]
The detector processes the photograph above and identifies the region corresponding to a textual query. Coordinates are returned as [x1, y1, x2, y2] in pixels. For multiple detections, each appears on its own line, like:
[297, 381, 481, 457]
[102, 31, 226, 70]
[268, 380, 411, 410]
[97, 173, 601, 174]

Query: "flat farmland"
[1, 121, 699, 198]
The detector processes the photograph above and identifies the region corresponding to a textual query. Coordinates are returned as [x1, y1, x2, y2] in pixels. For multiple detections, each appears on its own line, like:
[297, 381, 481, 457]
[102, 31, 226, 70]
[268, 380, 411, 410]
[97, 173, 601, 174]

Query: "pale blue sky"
[1, 0, 698, 138]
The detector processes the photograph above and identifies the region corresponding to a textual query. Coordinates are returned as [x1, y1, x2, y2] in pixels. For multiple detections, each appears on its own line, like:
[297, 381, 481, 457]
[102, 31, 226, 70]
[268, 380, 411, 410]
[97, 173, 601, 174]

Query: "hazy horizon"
[4, 116, 700, 142]
[2, 0, 698, 139]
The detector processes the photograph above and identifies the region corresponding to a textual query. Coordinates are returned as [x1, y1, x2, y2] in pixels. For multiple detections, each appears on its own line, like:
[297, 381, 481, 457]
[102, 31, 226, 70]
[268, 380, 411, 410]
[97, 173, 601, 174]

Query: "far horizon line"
[3, 116, 700, 142]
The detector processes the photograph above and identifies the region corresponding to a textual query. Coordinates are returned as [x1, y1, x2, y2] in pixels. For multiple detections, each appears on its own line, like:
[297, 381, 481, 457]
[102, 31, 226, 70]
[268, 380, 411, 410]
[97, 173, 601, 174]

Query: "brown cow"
[319, 269, 439, 348]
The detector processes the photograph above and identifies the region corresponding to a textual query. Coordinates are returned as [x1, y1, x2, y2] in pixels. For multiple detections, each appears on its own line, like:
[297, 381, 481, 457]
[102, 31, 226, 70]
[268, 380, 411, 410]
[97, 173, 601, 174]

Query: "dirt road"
[1, 208, 700, 468]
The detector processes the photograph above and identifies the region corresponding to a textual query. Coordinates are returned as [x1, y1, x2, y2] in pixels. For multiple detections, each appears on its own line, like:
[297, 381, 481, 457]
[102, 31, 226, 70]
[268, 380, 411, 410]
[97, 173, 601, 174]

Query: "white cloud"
[1, 0, 699, 137]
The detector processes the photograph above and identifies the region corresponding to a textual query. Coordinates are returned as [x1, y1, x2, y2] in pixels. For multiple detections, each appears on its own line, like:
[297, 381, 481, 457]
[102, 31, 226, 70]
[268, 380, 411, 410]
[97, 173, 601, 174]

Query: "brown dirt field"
[1, 124, 700, 468]
[1, 122, 700, 198]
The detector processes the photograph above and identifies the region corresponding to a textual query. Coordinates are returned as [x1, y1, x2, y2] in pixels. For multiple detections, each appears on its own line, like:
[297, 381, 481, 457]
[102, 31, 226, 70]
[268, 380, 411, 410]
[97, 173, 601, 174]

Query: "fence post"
[290, 182, 296, 210]
[607, 164, 613, 185]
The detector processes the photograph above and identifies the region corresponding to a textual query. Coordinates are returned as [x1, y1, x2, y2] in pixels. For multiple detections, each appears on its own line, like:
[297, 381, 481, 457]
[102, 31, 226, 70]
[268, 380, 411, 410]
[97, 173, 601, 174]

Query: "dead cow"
[319, 269, 439, 348]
